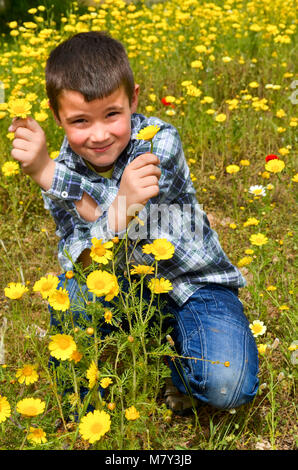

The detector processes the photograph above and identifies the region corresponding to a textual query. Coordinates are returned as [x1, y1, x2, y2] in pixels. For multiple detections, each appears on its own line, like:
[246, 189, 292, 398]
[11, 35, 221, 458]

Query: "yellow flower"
[249, 81, 259, 88]
[50, 151, 59, 160]
[79, 409, 111, 444]
[136, 125, 160, 141]
[33, 274, 59, 299]
[86, 270, 119, 301]
[48, 287, 70, 311]
[7, 98, 32, 118]
[215, 113, 227, 122]
[130, 264, 155, 276]
[90, 238, 113, 264]
[16, 397, 45, 417]
[240, 159, 250, 166]
[86, 361, 99, 389]
[265, 159, 285, 173]
[48, 334, 77, 361]
[104, 310, 113, 324]
[16, 364, 38, 385]
[257, 344, 267, 355]
[27, 427, 47, 444]
[249, 320, 267, 337]
[226, 164, 240, 174]
[0, 396, 11, 423]
[142, 239, 175, 260]
[100, 377, 113, 389]
[243, 217, 259, 227]
[250, 233, 268, 246]
[4, 282, 29, 300]
[148, 278, 173, 294]
[2, 161, 20, 177]
[70, 349, 83, 363]
[237, 256, 253, 267]
[125, 405, 140, 421]
[266, 285, 277, 291]
[191, 60, 203, 69]
[291, 173, 298, 183]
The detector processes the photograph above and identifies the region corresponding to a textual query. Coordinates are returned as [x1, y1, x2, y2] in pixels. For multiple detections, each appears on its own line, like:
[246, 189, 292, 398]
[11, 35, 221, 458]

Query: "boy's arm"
[9, 117, 100, 221]
[9, 117, 161, 232]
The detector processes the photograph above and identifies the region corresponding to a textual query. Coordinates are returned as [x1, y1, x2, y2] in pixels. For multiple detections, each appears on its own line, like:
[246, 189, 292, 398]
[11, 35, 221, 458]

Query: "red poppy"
[161, 97, 175, 108]
[265, 154, 279, 162]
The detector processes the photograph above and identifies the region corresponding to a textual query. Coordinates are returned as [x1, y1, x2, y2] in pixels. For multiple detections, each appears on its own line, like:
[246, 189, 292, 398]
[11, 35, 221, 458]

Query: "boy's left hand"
[9, 116, 55, 190]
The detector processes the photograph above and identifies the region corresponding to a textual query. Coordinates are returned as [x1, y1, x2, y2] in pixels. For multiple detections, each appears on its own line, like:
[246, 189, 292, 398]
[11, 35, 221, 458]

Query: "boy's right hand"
[108, 153, 161, 233]
[118, 152, 161, 210]
[9, 117, 55, 191]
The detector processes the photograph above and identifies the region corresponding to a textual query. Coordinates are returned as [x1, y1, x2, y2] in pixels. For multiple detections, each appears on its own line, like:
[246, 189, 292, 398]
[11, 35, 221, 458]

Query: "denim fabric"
[164, 284, 259, 409]
[49, 274, 259, 410]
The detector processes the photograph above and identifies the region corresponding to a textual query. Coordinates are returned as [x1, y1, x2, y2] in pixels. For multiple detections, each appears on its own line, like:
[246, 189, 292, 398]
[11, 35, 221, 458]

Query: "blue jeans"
[164, 285, 259, 409]
[49, 274, 259, 410]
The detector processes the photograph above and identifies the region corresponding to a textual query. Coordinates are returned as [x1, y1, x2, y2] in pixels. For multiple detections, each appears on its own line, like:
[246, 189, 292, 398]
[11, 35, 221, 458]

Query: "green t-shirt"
[84, 160, 114, 179]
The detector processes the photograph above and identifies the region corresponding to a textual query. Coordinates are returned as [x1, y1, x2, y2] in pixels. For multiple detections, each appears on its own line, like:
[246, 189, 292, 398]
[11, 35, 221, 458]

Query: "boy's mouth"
[90, 144, 113, 153]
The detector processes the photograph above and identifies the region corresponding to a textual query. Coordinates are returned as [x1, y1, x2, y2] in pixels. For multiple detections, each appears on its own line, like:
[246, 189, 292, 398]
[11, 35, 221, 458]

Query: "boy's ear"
[130, 84, 140, 114]
[48, 101, 62, 126]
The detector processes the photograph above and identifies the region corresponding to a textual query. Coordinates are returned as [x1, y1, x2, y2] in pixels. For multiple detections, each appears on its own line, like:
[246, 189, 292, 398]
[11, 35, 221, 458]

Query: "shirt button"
[61, 191, 68, 198]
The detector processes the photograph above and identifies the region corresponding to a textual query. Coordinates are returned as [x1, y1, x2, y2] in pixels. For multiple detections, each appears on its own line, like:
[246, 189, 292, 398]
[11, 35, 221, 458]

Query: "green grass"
[0, 0, 297, 451]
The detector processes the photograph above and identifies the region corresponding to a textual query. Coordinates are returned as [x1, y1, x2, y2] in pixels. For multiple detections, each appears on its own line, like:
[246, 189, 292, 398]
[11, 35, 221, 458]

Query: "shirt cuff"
[43, 161, 84, 202]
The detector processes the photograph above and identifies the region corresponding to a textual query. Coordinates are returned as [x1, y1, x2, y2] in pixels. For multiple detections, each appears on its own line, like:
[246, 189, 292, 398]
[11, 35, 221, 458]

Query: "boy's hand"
[108, 153, 161, 233]
[118, 152, 161, 209]
[9, 117, 55, 190]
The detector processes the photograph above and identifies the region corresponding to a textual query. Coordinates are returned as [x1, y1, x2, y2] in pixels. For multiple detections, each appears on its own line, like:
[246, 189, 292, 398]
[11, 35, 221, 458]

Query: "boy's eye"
[72, 118, 86, 124]
[107, 111, 119, 118]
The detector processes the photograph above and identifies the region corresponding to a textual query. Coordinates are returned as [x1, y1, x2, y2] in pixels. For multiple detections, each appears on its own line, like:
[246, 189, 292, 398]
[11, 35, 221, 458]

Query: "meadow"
[0, 0, 297, 451]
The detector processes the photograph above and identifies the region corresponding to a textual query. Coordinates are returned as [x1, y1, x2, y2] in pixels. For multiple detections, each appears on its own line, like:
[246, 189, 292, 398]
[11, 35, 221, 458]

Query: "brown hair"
[45, 31, 135, 118]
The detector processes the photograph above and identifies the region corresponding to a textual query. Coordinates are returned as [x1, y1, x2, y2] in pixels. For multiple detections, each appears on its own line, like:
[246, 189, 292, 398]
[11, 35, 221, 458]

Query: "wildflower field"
[0, 0, 297, 451]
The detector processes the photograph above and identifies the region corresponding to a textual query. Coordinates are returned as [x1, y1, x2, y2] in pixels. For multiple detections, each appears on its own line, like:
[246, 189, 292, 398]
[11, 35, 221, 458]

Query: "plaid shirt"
[42, 113, 246, 306]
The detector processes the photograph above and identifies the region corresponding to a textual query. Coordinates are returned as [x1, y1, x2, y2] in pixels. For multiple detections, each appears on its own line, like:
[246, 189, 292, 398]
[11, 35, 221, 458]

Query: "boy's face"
[53, 84, 139, 172]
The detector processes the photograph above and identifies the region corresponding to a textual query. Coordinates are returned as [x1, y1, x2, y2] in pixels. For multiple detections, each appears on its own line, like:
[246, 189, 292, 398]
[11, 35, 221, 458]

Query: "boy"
[9, 31, 259, 414]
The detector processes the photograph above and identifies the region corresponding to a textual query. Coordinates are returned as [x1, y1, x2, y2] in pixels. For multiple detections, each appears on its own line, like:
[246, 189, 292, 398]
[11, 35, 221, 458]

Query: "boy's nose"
[89, 123, 110, 143]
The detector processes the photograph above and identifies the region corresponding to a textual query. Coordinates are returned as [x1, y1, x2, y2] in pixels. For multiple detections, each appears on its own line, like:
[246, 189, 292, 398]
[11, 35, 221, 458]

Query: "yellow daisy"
[33, 274, 60, 299]
[125, 405, 140, 421]
[148, 278, 173, 294]
[249, 320, 267, 337]
[48, 334, 77, 361]
[86, 270, 119, 301]
[16, 397, 45, 417]
[79, 409, 111, 444]
[86, 360, 99, 389]
[136, 125, 160, 141]
[0, 395, 11, 423]
[130, 264, 155, 276]
[48, 287, 70, 311]
[249, 233, 268, 246]
[142, 239, 175, 260]
[16, 364, 39, 385]
[4, 282, 29, 300]
[7, 98, 32, 118]
[27, 427, 47, 444]
[265, 159, 285, 173]
[237, 256, 253, 267]
[2, 161, 20, 177]
[90, 238, 113, 265]
[104, 310, 113, 324]
[226, 164, 240, 174]
[100, 377, 113, 389]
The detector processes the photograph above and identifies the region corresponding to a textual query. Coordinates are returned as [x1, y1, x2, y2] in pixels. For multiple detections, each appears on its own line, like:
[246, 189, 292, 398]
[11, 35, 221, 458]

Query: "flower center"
[91, 422, 103, 434]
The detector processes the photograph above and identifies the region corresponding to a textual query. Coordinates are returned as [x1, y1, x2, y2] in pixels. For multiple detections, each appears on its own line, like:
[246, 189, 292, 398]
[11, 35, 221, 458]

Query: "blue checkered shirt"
[42, 113, 246, 306]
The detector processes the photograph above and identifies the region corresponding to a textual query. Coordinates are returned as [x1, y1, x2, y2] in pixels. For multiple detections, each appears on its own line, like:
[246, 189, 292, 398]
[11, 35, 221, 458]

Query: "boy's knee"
[202, 366, 259, 410]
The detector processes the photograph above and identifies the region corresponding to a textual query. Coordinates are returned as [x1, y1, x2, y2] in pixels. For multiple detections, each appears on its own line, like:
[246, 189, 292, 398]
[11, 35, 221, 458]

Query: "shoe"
[164, 378, 200, 416]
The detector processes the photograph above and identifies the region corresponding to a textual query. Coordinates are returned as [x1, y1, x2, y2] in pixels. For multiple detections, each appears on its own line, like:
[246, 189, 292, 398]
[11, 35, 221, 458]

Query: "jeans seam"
[226, 327, 248, 409]
[187, 299, 208, 390]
